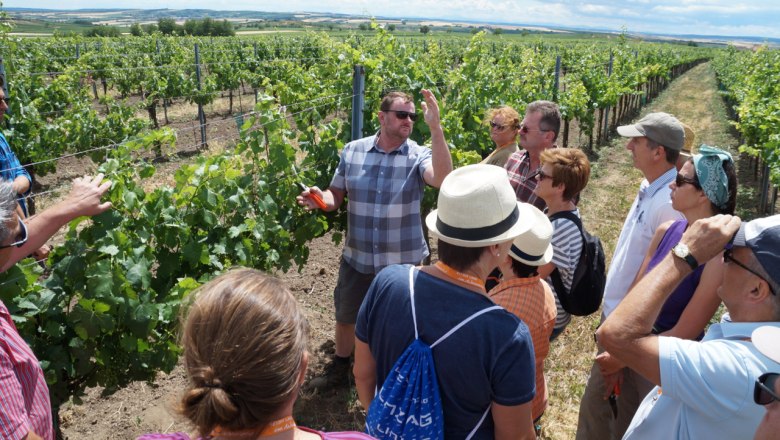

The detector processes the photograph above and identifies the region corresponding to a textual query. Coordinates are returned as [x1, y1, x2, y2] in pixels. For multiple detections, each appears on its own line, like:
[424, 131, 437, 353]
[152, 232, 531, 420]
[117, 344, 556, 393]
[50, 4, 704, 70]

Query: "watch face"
[674, 243, 689, 257]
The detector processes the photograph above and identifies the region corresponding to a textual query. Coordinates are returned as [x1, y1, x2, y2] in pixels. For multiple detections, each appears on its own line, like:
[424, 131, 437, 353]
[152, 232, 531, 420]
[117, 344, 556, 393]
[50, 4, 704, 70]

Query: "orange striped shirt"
[489, 276, 557, 420]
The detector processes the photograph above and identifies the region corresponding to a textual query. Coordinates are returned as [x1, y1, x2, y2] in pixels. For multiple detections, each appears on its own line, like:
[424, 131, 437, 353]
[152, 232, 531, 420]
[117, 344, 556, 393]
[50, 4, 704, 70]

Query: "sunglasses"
[0, 97, 8, 105]
[754, 373, 780, 405]
[385, 110, 418, 122]
[724, 248, 776, 296]
[490, 121, 515, 131]
[0, 215, 28, 249]
[519, 124, 550, 134]
[675, 173, 701, 189]
[536, 170, 552, 181]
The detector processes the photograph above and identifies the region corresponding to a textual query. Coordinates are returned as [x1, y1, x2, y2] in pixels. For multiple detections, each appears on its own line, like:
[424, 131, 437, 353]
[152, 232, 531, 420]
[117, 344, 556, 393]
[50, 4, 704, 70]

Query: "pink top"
[0, 301, 53, 440]
[137, 426, 376, 440]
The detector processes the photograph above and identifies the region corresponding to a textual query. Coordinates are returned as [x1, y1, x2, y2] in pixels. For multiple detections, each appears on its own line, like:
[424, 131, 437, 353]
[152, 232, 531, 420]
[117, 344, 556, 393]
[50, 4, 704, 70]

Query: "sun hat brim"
[426, 201, 535, 248]
[752, 326, 780, 364]
[509, 241, 554, 266]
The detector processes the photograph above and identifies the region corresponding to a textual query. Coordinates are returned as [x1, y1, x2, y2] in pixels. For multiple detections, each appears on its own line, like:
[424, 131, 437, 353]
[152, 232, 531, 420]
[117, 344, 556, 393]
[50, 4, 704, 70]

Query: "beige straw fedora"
[508, 204, 554, 266]
[426, 164, 535, 248]
[679, 123, 698, 159]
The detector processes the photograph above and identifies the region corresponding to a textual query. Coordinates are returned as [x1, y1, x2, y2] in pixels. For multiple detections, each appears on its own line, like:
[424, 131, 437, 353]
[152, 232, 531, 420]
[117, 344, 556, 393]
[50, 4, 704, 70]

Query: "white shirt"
[602, 167, 683, 318]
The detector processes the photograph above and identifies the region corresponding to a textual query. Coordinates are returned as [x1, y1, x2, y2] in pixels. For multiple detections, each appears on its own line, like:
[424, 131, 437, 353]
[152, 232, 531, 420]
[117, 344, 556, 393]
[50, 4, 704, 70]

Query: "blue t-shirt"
[356, 264, 536, 439]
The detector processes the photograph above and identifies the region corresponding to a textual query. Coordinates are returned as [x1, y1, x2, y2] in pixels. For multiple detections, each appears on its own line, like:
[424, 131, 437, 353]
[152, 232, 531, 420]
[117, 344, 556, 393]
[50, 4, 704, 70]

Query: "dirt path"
[59, 62, 745, 439]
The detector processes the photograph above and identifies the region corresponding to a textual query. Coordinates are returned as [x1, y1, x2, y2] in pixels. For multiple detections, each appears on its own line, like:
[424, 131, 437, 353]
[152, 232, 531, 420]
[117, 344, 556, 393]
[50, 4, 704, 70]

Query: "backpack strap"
[431, 305, 503, 348]
[548, 210, 586, 295]
[465, 406, 492, 440]
[408, 265, 420, 339]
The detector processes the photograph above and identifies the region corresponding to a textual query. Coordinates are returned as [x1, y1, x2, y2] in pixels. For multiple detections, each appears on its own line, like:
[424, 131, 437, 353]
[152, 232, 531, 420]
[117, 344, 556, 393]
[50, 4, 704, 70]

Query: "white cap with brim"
[507, 204, 554, 266]
[426, 164, 535, 248]
[752, 326, 780, 364]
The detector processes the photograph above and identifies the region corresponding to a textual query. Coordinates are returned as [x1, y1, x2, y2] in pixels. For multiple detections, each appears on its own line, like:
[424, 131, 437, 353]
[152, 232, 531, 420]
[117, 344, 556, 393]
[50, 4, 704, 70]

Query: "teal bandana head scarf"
[692, 145, 733, 210]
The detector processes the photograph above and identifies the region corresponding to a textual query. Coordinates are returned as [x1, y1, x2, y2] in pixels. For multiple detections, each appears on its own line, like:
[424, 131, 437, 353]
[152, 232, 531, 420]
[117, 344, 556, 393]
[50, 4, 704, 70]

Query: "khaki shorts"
[334, 259, 376, 324]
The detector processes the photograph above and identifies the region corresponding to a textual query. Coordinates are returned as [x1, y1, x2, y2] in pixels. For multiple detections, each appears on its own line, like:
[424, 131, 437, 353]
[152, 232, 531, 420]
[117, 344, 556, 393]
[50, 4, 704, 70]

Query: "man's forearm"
[1, 200, 80, 271]
[428, 123, 452, 188]
[597, 254, 691, 383]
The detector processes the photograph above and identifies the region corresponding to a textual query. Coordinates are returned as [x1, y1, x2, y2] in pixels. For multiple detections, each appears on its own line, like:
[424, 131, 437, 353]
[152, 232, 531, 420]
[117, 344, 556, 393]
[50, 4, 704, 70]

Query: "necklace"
[434, 261, 485, 292]
[211, 416, 296, 438]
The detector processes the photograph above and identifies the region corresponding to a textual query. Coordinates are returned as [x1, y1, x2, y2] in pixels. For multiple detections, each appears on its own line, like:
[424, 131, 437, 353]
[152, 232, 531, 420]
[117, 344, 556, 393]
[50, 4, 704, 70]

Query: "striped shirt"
[504, 150, 546, 210]
[0, 301, 53, 440]
[330, 132, 432, 274]
[489, 276, 557, 420]
[547, 210, 583, 331]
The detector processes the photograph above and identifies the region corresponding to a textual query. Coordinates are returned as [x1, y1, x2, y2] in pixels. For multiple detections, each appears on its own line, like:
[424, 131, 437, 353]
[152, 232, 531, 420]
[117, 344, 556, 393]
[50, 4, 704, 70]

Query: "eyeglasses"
[519, 124, 550, 134]
[385, 110, 418, 122]
[536, 170, 552, 181]
[490, 121, 515, 131]
[0, 97, 8, 105]
[724, 248, 776, 296]
[0, 215, 28, 249]
[675, 173, 701, 189]
[754, 373, 780, 405]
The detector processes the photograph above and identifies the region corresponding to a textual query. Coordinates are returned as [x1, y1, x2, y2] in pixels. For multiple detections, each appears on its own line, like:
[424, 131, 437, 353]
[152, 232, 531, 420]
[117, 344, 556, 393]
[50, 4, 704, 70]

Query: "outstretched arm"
[0, 174, 112, 272]
[597, 215, 740, 386]
[420, 89, 452, 188]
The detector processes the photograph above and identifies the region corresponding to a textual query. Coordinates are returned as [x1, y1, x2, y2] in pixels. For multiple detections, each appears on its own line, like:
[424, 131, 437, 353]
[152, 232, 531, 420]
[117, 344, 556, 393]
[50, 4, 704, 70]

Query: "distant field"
[8, 19, 98, 34]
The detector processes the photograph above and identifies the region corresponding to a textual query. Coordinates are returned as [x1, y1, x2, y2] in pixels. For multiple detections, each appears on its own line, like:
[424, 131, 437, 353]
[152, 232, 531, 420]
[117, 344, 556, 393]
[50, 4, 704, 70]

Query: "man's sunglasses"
[724, 248, 776, 296]
[519, 124, 550, 134]
[675, 173, 701, 189]
[754, 372, 780, 405]
[0, 215, 28, 249]
[385, 110, 418, 122]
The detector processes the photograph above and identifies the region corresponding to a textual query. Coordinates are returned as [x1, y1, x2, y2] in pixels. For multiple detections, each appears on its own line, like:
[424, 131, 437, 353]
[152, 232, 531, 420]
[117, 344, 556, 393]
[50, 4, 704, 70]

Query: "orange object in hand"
[297, 182, 327, 210]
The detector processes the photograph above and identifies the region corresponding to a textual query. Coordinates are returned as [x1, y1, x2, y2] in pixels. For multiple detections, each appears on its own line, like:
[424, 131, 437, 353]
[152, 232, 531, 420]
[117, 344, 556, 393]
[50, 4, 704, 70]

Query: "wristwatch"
[671, 243, 699, 270]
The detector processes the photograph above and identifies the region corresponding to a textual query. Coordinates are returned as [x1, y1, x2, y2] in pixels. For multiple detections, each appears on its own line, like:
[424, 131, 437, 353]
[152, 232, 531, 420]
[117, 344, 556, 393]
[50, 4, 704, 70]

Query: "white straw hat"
[508, 204, 554, 266]
[426, 164, 534, 248]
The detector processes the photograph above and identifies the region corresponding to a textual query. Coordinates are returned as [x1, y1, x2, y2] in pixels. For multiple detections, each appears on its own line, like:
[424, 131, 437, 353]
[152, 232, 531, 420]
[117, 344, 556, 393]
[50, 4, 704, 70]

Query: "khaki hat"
[426, 164, 535, 248]
[507, 204, 554, 266]
[617, 112, 685, 151]
[680, 123, 698, 159]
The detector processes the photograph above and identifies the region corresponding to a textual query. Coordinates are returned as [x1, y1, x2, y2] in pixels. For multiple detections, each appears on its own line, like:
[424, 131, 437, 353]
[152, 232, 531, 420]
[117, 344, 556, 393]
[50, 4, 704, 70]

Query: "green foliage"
[0, 31, 715, 409]
[83, 25, 122, 38]
[0, 98, 341, 407]
[713, 47, 780, 185]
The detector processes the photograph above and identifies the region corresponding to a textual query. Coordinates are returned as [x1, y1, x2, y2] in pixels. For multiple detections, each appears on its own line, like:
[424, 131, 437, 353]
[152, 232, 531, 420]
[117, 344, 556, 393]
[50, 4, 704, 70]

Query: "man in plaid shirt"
[504, 101, 561, 210]
[297, 89, 452, 390]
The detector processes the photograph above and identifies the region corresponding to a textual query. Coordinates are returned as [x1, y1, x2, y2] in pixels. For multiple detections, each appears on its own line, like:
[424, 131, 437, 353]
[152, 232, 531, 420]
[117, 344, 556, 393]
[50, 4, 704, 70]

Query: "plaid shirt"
[1, 301, 53, 440]
[489, 276, 557, 421]
[330, 133, 432, 274]
[504, 150, 546, 210]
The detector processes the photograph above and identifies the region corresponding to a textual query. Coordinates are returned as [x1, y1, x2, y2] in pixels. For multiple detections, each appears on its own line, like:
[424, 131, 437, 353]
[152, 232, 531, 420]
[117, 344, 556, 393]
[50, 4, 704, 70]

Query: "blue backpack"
[366, 266, 500, 440]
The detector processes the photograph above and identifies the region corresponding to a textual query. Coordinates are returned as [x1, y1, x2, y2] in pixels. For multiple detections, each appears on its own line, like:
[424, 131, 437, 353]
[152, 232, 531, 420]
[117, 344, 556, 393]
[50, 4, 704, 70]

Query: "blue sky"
[7, 0, 780, 38]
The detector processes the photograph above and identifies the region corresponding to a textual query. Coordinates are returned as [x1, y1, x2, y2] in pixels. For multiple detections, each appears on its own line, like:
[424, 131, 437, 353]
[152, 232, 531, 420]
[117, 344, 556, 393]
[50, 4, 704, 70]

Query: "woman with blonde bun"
[138, 268, 375, 440]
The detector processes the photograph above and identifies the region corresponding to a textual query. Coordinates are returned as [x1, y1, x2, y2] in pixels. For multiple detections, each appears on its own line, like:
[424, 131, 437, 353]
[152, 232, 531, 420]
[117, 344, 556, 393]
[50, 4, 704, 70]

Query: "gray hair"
[0, 180, 18, 243]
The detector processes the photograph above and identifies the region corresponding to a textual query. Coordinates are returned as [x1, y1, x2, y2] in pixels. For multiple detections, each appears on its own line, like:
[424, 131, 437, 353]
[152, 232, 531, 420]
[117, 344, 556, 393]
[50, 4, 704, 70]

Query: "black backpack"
[548, 211, 606, 316]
